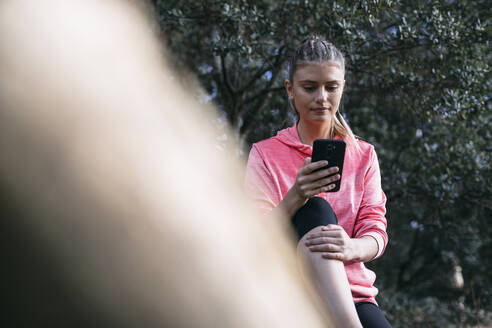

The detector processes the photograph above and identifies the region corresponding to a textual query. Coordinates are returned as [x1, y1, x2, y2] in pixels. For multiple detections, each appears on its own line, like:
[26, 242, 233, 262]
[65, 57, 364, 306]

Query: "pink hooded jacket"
[244, 124, 388, 304]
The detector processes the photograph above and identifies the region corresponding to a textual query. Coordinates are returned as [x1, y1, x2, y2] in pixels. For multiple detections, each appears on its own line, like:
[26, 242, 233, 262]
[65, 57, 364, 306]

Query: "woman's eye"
[303, 86, 315, 92]
[326, 86, 338, 92]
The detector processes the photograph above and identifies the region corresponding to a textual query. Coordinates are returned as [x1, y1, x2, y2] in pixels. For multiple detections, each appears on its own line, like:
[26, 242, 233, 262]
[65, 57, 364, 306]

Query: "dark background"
[151, 0, 491, 326]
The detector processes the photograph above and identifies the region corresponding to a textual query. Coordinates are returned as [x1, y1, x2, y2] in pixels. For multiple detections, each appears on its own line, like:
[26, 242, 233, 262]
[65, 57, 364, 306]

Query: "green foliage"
[378, 290, 492, 327]
[151, 0, 491, 325]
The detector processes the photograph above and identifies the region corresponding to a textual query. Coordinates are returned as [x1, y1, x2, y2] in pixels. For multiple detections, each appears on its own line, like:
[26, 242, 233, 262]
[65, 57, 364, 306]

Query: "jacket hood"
[272, 123, 312, 156]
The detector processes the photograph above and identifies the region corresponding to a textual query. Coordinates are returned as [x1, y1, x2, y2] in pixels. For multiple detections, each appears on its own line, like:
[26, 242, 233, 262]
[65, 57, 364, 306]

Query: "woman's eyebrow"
[298, 79, 342, 83]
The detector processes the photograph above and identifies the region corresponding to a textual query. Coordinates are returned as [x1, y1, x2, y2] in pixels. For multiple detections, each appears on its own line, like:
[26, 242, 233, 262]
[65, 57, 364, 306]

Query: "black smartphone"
[311, 139, 346, 192]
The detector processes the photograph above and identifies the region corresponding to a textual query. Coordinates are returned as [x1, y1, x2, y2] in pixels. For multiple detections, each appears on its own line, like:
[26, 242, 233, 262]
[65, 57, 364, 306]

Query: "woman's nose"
[315, 88, 327, 103]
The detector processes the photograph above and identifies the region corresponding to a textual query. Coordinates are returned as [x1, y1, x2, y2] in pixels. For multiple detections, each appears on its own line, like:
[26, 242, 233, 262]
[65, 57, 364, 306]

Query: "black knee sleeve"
[291, 197, 338, 240]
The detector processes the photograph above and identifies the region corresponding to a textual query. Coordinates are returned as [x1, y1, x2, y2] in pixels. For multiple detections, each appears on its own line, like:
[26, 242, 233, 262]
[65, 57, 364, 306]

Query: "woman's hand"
[304, 225, 359, 262]
[293, 157, 340, 200]
[275, 157, 340, 218]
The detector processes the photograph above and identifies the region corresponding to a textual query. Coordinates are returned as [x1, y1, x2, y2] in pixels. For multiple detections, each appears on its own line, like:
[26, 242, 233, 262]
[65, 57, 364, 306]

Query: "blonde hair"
[331, 111, 360, 151]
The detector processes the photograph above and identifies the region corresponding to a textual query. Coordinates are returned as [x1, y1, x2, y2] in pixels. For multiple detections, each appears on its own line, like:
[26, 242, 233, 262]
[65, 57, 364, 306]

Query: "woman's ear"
[284, 79, 293, 99]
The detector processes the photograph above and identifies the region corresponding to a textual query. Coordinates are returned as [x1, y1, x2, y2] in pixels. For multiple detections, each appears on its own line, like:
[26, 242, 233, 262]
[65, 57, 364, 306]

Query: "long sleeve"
[244, 145, 280, 214]
[353, 146, 388, 260]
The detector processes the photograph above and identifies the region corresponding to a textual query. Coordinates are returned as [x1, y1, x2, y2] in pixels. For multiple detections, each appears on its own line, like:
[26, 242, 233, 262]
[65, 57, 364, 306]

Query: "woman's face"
[285, 61, 345, 125]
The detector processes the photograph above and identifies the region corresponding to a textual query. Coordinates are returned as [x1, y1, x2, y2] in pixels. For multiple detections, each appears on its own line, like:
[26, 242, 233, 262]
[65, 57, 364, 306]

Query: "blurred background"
[150, 0, 491, 326]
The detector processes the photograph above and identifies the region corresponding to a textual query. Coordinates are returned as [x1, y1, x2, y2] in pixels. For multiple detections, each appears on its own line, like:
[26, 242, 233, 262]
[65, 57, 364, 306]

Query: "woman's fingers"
[304, 231, 346, 260]
[295, 158, 341, 199]
[305, 236, 340, 247]
[321, 252, 345, 261]
[307, 243, 341, 252]
[302, 160, 339, 176]
[304, 226, 355, 261]
[312, 167, 340, 181]
[297, 174, 341, 196]
[307, 225, 341, 238]
[304, 238, 346, 261]
[300, 159, 327, 174]
[298, 167, 340, 185]
[312, 174, 341, 187]
[305, 227, 344, 244]
[297, 183, 330, 198]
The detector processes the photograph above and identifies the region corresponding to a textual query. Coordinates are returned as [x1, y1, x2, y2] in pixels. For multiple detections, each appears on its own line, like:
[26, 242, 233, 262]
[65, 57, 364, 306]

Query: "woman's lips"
[311, 107, 330, 113]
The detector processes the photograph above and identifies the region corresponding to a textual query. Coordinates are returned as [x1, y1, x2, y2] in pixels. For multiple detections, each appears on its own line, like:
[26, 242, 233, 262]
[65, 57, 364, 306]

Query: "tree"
[151, 0, 491, 325]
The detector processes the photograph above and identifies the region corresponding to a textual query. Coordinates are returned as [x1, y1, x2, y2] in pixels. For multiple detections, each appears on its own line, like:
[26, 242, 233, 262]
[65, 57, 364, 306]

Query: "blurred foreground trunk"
[0, 0, 331, 327]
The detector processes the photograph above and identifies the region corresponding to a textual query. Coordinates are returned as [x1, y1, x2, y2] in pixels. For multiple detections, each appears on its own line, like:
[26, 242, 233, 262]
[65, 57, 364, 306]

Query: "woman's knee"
[292, 197, 338, 240]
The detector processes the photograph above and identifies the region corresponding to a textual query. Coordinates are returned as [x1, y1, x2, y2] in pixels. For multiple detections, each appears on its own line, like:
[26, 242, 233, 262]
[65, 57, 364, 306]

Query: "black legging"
[292, 197, 392, 328]
[292, 196, 338, 239]
[356, 302, 392, 328]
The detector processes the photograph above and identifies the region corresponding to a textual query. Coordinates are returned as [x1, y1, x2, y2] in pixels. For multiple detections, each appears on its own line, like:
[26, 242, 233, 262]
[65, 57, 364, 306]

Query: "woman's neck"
[297, 119, 333, 146]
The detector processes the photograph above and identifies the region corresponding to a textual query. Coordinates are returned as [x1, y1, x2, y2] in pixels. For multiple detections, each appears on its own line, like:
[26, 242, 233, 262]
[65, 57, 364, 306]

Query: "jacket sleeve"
[244, 145, 280, 215]
[353, 146, 388, 260]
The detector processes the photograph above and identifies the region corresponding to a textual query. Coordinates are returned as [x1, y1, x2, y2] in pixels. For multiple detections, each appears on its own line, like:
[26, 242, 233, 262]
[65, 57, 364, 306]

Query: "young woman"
[245, 36, 392, 328]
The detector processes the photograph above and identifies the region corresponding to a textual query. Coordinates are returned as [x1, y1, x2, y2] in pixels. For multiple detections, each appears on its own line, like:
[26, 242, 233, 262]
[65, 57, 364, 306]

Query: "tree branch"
[241, 86, 284, 107]
[239, 68, 285, 138]
[220, 54, 236, 96]
[361, 42, 426, 62]
[236, 45, 286, 95]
